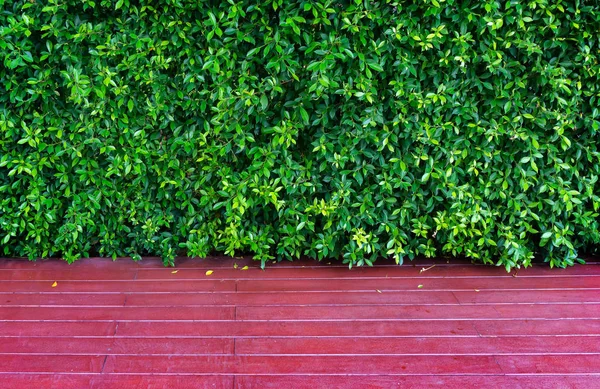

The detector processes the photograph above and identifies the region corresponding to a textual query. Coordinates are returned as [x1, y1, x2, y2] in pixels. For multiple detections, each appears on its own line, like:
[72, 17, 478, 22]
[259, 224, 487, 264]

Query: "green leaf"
[366, 61, 383, 72]
[247, 47, 261, 57]
[260, 95, 268, 110]
[299, 107, 309, 124]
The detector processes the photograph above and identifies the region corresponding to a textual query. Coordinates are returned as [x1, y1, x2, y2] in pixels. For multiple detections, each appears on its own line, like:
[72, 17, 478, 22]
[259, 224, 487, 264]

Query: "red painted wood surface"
[1, 257, 599, 388]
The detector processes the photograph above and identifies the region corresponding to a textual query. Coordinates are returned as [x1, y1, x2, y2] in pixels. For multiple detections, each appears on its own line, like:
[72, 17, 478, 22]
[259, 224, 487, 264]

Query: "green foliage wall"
[1, 0, 600, 269]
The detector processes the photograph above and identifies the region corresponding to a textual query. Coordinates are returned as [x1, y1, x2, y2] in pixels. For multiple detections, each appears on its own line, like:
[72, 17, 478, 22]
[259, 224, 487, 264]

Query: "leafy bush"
[1, 0, 599, 269]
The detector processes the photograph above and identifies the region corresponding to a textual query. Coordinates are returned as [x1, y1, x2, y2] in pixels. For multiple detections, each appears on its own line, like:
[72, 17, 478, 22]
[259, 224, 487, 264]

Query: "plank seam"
[1, 352, 599, 356]
[2, 318, 599, 322]
[0, 372, 599, 377]
[5, 289, 600, 294]
[140, 274, 600, 278]
[2, 302, 600, 307]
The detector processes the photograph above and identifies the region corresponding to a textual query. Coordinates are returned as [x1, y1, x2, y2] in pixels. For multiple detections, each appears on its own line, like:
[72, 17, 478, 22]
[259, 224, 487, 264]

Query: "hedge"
[1, 0, 599, 270]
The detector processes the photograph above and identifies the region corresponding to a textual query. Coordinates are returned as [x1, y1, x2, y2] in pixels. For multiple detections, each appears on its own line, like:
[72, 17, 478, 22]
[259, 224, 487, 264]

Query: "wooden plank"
[237, 304, 600, 320]
[236, 277, 600, 292]
[0, 322, 116, 336]
[1, 373, 598, 389]
[125, 290, 599, 306]
[0, 258, 144, 270]
[110, 338, 234, 355]
[235, 375, 600, 389]
[0, 280, 236, 292]
[103, 355, 503, 374]
[0, 257, 242, 270]
[0, 293, 126, 306]
[473, 319, 600, 336]
[135, 266, 600, 279]
[89, 375, 234, 389]
[0, 338, 113, 354]
[236, 305, 502, 320]
[117, 319, 600, 337]
[493, 304, 600, 319]
[125, 291, 460, 306]
[117, 320, 478, 337]
[0, 355, 104, 373]
[454, 290, 600, 304]
[496, 355, 600, 373]
[6, 319, 595, 338]
[0, 337, 233, 355]
[0, 306, 234, 321]
[235, 336, 600, 355]
[4, 290, 598, 307]
[5, 257, 597, 275]
[0, 374, 233, 389]
[0, 269, 137, 281]
[168, 257, 600, 271]
[0, 374, 92, 389]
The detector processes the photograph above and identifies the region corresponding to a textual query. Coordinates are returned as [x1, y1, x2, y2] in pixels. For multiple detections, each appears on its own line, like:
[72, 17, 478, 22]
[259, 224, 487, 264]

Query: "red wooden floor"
[1, 257, 599, 388]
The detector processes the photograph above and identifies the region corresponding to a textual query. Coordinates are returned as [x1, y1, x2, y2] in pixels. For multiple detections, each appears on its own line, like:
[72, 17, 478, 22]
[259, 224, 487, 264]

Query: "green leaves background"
[1, 0, 599, 269]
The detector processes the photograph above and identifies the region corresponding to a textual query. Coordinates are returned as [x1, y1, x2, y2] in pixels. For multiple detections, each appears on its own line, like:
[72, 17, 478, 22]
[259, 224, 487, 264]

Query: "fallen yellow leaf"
[475, 289, 480, 292]
[205, 270, 213, 276]
[241, 266, 249, 270]
[171, 270, 178, 274]
[417, 284, 423, 289]
[376, 289, 382, 293]
[51, 281, 57, 287]
[233, 263, 238, 269]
